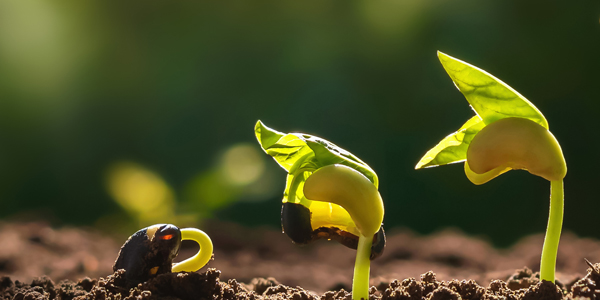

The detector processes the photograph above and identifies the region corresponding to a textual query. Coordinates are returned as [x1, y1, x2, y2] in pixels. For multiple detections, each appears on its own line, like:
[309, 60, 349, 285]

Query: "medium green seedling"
[416, 52, 567, 283]
[255, 120, 385, 300]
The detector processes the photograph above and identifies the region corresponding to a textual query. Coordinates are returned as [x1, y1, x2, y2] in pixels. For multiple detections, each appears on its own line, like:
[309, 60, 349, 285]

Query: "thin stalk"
[540, 180, 564, 283]
[352, 234, 372, 300]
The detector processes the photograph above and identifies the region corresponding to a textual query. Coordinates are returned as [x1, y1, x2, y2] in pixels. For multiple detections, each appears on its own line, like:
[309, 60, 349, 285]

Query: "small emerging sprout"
[255, 121, 385, 300]
[113, 224, 213, 284]
[416, 52, 567, 283]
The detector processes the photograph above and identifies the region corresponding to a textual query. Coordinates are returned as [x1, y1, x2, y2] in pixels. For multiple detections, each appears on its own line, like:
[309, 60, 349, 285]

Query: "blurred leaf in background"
[100, 143, 279, 234]
[182, 143, 279, 220]
[105, 161, 177, 228]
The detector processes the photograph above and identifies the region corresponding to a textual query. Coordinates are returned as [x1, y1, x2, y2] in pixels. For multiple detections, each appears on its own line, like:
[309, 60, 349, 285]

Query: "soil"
[2, 221, 600, 300]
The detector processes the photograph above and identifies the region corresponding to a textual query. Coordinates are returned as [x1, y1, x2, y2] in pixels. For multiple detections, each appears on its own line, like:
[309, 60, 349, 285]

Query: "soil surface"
[2, 221, 600, 300]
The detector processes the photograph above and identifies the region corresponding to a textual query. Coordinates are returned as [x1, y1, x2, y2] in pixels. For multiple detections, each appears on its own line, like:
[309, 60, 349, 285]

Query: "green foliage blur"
[0, 1, 598, 246]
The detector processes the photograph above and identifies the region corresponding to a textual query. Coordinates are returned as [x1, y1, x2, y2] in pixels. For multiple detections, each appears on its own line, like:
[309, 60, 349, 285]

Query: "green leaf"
[302, 134, 379, 188]
[438, 51, 549, 129]
[415, 115, 485, 169]
[255, 120, 286, 150]
[254, 121, 379, 204]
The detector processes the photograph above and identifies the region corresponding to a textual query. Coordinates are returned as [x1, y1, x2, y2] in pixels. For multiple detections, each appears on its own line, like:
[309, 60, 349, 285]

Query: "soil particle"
[321, 289, 351, 300]
[139, 269, 221, 300]
[247, 278, 281, 295]
[76, 278, 96, 293]
[506, 268, 536, 291]
[568, 261, 600, 299]
[446, 279, 485, 300]
[421, 271, 439, 296]
[381, 278, 423, 300]
[428, 286, 461, 300]
[521, 280, 563, 300]
[0, 277, 12, 290]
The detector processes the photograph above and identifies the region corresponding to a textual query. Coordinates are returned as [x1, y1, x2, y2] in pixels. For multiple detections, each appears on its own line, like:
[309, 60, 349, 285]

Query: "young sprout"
[255, 121, 385, 300]
[416, 52, 567, 283]
[113, 224, 213, 284]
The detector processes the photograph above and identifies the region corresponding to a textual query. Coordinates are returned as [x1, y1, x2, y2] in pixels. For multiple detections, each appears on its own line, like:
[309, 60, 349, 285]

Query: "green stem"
[540, 180, 564, 283]
[352, 234, 372, 300]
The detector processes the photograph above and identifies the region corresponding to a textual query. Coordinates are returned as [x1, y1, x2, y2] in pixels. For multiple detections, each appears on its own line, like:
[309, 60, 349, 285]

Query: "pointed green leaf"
[302, 134, 379, 188]
[254, 121, 379, 204]
[255, 121, 315, 173]
[438, 51, 548, 129]
[255, 120, 286, 150]
[416, 115, 485, 169]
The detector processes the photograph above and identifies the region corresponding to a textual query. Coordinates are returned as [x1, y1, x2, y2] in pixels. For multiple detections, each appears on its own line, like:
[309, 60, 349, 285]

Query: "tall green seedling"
[255, 121, 385, 300]
[416, 52, 567, 283]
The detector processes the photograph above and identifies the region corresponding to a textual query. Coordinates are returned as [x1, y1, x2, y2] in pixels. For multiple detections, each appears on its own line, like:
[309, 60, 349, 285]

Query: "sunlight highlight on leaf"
[415, 115, 485, 169]
[437, 51, 548, 129]
[255, 120, 378, 188]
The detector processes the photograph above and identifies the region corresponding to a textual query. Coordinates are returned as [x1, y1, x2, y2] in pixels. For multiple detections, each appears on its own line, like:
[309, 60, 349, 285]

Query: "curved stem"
[172, 228, 213, 272]
[352, 234, 372, 300]
[540, 180, 564, 283]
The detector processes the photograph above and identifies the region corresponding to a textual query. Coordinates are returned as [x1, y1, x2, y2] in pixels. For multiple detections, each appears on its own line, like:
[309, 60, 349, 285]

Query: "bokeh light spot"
[105, 161, 175, 225]
[220, 143, 265, 186]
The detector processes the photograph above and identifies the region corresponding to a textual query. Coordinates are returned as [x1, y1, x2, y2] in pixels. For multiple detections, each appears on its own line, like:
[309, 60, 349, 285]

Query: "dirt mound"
[1, 221, 600, 296]
[4, 265, 600, 300]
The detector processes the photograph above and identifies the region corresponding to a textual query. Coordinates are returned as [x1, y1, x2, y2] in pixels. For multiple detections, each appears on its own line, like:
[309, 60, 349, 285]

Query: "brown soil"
[1, 221, 600, 300]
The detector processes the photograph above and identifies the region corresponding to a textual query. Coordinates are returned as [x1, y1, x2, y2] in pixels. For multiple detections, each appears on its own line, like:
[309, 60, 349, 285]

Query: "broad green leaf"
[255, 121, 315, 172]
[264, 133, 315, 173]
[415, 115, 485, 169]
[302, 135, 378, 188]
[438, 51, 549, 129]
[254, 120, 379, 205]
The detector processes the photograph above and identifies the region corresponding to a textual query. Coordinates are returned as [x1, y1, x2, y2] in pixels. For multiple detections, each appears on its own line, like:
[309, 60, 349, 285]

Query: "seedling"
[113, 224, 213, 283]
[255, 120, 385, 300]
[416, 52, 567, 283]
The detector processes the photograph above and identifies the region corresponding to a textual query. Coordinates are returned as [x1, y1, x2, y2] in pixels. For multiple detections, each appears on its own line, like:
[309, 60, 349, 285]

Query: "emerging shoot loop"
[172, 228, 214, 273]
[113, 224, 213, 284]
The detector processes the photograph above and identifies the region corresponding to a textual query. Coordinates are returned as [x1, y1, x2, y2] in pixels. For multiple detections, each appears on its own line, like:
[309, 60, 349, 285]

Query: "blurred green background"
[0, 1, 598, 247]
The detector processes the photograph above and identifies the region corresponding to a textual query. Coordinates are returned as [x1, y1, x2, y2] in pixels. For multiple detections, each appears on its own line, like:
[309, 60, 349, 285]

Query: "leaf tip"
[415, 161, 425, 170]
[254, 120, 287, 151]
[437, 51, 450, 61]
[254, 120, 269, 149]
[255, 119, 264, 130]
[254, 120, 263, 138]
